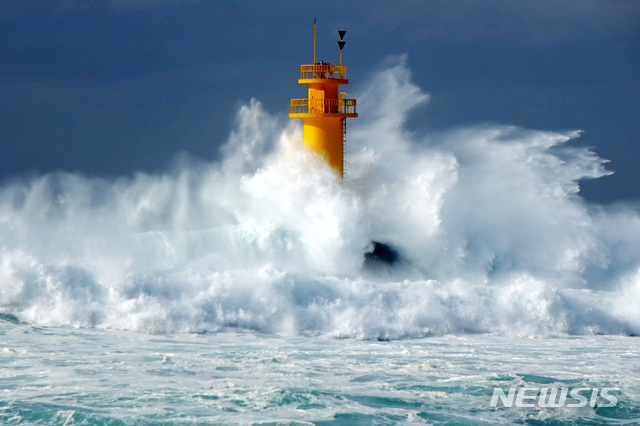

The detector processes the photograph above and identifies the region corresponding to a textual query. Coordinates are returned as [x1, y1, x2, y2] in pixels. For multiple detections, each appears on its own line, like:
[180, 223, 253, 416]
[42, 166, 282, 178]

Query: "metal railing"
[290, 98, 357, 115]
[300, 64, 346, 79]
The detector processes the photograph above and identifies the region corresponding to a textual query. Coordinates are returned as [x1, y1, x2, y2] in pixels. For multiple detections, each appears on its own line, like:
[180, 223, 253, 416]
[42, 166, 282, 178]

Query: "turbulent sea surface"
[1, 323, 639, 424]
[1, 58, 639, 423]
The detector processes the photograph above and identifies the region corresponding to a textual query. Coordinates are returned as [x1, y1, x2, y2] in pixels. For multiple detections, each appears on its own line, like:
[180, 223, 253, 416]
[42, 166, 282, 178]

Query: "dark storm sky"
[1, 0, 638, 203]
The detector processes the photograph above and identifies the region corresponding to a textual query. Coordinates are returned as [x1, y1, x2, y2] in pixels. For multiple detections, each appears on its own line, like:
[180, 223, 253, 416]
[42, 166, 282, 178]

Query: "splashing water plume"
[1, 58, 639, 338]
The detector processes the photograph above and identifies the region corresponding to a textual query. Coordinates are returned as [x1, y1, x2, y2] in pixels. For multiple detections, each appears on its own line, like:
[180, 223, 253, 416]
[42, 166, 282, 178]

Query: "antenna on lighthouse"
[313, 18, 317, 64]
[337, 29, 346, 65]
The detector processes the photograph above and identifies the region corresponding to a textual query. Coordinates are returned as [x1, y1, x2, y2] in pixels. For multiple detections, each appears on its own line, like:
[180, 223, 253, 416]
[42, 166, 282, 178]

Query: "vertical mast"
[313, 18, 317, 64]
[338, 29, 346, 65]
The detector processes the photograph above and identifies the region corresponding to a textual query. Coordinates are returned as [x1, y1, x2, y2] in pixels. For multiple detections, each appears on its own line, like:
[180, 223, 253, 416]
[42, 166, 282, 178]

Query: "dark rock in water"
[364, 241, 400, 270]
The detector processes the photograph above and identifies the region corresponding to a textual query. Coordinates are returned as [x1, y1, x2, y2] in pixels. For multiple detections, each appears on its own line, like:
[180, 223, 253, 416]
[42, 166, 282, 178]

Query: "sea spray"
[0, 57, 639, 337]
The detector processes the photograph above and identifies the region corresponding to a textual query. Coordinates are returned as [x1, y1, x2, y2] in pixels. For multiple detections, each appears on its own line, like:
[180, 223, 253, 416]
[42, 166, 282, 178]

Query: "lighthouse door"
[309, 88, 325, 114]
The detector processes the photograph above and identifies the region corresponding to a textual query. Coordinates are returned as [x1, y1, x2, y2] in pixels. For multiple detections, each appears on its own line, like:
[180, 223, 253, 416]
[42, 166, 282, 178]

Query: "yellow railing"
[290, 98, 356, 114]
[300, 64, 346, 79]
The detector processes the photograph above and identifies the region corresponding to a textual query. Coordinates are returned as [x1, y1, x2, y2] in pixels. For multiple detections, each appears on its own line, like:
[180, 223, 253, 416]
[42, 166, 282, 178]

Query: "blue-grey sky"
[1, 0, 638, 203]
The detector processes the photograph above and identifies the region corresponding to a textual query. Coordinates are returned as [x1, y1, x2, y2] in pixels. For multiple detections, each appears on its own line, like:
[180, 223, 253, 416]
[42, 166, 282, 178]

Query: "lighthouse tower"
[289, 21, 357, 178]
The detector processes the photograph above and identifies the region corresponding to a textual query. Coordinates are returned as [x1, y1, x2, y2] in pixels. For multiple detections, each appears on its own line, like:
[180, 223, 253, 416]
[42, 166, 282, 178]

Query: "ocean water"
[1, 322, 639, 424]
[0, 57, 639, 423]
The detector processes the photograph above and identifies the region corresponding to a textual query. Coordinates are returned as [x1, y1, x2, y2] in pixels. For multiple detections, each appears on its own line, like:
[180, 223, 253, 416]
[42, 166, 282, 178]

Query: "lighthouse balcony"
[289, 98, 357, 117]
[299, 64, 347, 80]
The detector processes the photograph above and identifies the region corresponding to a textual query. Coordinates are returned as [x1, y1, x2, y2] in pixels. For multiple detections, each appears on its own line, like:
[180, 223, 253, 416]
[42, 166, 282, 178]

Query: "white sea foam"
[0, 57, 639, 338]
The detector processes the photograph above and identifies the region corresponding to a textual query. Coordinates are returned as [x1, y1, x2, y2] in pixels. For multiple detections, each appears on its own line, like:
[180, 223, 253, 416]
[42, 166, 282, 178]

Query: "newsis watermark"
[490, 387, 619, 408]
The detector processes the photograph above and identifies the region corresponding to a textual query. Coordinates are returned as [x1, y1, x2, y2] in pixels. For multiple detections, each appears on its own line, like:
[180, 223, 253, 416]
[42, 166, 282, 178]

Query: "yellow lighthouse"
[289, 21, 357, 178]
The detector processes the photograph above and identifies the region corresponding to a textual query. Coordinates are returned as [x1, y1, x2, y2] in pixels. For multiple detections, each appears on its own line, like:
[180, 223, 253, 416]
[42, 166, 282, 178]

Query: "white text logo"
[490, 387, 619, 408]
